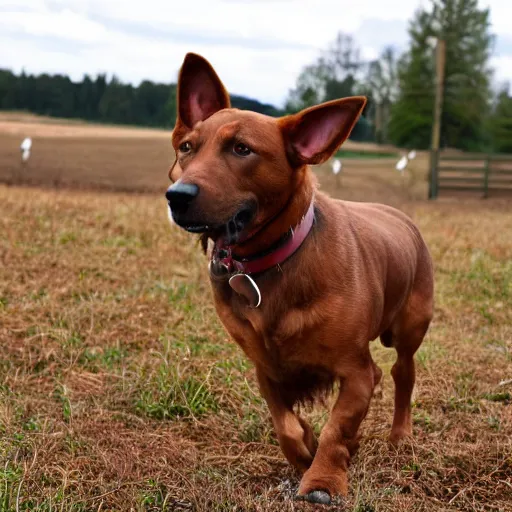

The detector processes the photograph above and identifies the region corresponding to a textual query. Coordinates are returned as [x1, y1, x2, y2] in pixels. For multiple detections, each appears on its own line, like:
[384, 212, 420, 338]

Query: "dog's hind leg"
[256, 368, 317, 473]
[389, 284, 433, 445]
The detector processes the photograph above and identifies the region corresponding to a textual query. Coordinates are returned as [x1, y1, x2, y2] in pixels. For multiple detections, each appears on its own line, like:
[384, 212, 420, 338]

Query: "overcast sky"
[1, 0, 511, 107]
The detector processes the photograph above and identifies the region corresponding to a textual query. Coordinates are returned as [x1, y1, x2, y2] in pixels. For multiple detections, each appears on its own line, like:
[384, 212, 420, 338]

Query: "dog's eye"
[233, 142, 252, 157]
[179, 141, 192, 153]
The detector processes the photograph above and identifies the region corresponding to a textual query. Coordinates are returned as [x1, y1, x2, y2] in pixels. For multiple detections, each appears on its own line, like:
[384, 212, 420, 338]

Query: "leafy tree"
[286, 33, 363, 112]
[323, 33, 362, 89]
[366, 47, 399, 143]
[285, 32, 373, 141]
[284, 62, 330, 113]
[389, 0, 494, 151]
[489, 85, 512, 153]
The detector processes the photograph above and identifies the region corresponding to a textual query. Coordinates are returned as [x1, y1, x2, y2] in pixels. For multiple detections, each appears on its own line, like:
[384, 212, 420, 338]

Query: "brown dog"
[166, 53, 434, 504]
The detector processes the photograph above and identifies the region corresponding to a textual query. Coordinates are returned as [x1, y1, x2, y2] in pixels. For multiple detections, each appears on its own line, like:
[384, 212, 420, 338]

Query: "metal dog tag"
[229, 273, 261, 308]
[208, 259, 230, 278]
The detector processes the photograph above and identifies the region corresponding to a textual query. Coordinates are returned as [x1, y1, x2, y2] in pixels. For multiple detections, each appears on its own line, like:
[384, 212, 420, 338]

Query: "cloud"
[356, 18, 409, 51]
[494, 34, 512, 57]
[1, 0, 511, 106]
[491, 56, 512, 87]
[1, 7, 107, 42]
[487, 0, 512, 36]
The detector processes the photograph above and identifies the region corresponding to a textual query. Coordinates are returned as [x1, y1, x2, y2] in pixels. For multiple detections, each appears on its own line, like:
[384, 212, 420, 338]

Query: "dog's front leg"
[256, 367, 317, 473]
[297, 364, 374, 503]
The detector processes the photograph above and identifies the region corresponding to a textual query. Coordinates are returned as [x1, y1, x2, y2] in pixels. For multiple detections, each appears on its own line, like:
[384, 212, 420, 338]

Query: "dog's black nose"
[166, 182, 199, 214]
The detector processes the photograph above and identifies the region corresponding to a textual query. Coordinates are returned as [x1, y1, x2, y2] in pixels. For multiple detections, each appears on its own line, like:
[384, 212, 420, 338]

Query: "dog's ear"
[176, 53, 231, 129]
[279, 97, 367, 165]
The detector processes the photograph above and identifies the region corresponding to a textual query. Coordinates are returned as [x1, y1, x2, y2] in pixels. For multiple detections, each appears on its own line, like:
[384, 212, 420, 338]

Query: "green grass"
[136, 361, 218, 420]
[336, 149, 399, 159]
[0, 185, 511, 511]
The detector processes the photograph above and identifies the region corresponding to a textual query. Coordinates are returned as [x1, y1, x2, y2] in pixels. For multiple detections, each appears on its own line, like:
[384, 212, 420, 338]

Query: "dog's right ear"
[175, 53, 231, 129]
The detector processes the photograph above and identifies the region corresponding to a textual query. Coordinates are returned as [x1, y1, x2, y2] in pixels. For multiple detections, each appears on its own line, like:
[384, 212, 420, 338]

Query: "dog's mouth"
[170, 203, 257, 246]
[180, 223, 212, 234]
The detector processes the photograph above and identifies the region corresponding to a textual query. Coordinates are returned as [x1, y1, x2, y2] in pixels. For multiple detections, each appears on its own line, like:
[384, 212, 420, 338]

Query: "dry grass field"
[0, 112, 420, 202]
[0, 116, 511, 511]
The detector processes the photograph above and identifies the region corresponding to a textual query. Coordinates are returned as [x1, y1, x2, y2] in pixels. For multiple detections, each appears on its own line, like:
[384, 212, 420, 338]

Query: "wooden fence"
[429, 151, 512, 199]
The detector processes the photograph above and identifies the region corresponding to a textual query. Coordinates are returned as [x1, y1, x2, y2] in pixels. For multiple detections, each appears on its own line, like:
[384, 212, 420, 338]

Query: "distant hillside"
[230, 94, 283, 117]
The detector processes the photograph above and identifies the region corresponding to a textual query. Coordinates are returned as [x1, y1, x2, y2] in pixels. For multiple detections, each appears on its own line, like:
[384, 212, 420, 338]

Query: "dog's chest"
[213, 280, 338, 376]
[221, 302, 340, 403]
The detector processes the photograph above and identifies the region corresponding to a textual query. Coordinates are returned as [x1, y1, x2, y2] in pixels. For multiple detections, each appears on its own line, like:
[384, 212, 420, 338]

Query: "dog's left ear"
[279, 97, 367, 165]
[176, 53, 231, 129]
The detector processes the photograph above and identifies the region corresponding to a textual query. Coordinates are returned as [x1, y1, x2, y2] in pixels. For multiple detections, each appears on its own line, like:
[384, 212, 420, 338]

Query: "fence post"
[429, 149, 439, 199]
[483, 154, 490, 199]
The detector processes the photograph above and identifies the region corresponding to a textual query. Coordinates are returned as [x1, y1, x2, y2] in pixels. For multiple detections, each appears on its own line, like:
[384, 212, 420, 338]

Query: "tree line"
[285, 0, 512, 153]
[0, 69, 283, 129]
[0, 64, 376, 144]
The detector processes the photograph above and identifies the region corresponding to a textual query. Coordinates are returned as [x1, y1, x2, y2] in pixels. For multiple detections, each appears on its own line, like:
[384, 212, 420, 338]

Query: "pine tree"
[389, 0, 494, 151]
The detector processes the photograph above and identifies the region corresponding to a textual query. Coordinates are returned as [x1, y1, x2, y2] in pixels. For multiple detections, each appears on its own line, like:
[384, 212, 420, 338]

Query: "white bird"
[20, 137, 32, 163]
[408, 150, 417, 160]
[20, 137, 32, 151]
[331, 159, 342, 175]
[396, 155, 408, 173]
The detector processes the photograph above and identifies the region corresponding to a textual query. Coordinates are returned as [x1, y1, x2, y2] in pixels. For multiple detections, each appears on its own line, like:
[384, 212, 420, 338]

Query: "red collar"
[211, 199, 315, 275]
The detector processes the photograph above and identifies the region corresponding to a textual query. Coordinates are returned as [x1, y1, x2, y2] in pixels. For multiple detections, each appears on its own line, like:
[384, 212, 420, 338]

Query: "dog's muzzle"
[166, 184, 256, 242]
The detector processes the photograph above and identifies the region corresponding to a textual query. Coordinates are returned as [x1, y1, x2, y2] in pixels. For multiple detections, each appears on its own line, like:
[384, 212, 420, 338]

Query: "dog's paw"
[389, 428, 412, 447]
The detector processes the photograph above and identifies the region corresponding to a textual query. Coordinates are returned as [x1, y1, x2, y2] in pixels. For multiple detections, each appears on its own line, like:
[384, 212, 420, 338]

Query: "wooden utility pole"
[429, 38, 446, 199]
[375, 102, 382, 143]
[431, 39, 446, 151]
